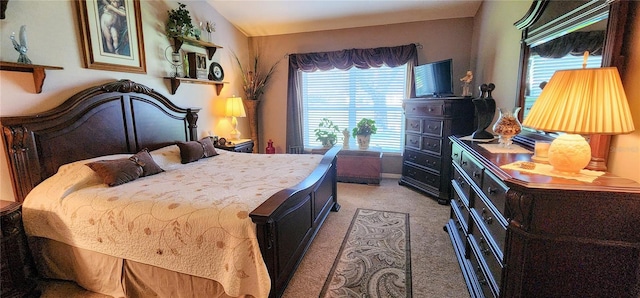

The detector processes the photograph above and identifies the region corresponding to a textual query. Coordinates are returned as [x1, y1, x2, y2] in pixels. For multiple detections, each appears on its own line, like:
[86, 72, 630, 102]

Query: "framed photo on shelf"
[76, 0, 146, 73]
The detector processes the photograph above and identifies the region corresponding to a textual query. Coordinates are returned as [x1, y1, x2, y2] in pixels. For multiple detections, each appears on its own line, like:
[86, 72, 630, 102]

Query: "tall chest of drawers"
[399, 98, 474, 204]
[446, 136, 640, 297]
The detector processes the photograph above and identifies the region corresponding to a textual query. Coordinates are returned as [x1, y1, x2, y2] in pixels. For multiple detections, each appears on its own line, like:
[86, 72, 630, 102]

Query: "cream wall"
[0, 0, 250, 201]
[608, 2, 640, 181]
[249, 18, 475, 154]
[470, 1, 531, 111]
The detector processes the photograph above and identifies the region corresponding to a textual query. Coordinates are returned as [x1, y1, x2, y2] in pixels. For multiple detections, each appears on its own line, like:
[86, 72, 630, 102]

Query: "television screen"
[414, 59, 453, 98]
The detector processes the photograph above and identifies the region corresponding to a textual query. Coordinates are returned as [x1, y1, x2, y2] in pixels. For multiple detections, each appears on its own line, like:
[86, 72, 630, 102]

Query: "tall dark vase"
[243, 99, 259, 153]
[471, 83, 496, 139]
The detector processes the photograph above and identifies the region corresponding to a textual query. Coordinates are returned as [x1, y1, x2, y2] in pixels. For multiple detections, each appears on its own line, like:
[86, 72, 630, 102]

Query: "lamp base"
[548, 134, 591, 174]
[229, 129, 241, 140]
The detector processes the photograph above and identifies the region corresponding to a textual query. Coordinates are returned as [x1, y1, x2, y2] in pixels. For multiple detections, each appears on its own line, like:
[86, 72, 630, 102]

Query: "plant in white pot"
[314, 118, 340, 148]
[352, 118, 377, 150]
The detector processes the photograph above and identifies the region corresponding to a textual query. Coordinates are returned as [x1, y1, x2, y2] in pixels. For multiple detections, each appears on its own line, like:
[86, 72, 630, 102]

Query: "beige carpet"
[38, 178, 469, 297]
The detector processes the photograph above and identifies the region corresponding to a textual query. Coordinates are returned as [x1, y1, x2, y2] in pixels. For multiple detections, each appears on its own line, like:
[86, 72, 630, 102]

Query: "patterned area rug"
[320, 209, 411, 297]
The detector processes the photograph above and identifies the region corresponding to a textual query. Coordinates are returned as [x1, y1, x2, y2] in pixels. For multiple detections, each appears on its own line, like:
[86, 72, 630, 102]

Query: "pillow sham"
[176, 137, 219, 164]
[86, 149, 164, 186]
[87, 158, 144, 186]
[130, 148, 164, 177]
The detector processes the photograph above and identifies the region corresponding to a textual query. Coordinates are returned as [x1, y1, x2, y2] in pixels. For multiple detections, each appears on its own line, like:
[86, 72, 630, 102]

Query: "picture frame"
[76, 0, 146, 73]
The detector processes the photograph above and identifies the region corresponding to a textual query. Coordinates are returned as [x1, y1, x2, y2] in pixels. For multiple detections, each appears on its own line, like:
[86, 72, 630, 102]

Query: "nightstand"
[1, 201, 39, 298]
[215, 138, 254, 153]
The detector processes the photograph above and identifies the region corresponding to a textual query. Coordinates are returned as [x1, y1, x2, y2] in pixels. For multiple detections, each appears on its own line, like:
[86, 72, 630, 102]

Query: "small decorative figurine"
[460, 70, 473, 97]
[342, 128, 350, 149]
[10, 25, 31, 64]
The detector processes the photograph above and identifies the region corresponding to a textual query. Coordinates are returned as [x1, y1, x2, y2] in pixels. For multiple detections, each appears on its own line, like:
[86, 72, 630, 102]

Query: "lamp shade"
[522, 67, 635, 134]
[225, 96, 246, 118]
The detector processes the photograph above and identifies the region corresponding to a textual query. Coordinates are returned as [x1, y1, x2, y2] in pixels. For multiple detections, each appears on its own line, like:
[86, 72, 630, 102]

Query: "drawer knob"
[461, 161, 468, 166]
[473, 171, 481, 178]
[453, 153, 459, 157]
[479, 237, 491, 256]
[487, 187, 497, 195]
[410, 139, 418, 144]
[481, 208, 494, 225]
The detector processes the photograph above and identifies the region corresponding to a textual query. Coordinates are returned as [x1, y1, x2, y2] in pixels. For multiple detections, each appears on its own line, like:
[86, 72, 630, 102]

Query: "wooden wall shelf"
[0, 61, 63, 93]
[172, 37, 222, 60]
[164, 77, 227, 95]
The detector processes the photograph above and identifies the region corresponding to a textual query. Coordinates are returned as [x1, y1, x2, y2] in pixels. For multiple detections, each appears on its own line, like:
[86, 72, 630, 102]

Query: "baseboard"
[381, 173, 401, 179]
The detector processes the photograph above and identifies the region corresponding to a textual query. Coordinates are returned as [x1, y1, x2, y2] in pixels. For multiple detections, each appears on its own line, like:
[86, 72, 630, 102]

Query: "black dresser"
[399, 98, 474, 204]
[446, 136, 640, 297]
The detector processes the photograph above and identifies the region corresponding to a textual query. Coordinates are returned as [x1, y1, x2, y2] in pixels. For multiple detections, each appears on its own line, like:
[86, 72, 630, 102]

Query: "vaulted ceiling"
[208, 0, 483, 37]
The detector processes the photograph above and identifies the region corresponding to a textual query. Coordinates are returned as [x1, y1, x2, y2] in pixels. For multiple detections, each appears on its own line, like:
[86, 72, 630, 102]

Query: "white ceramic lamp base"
[547, 134, 591, 174]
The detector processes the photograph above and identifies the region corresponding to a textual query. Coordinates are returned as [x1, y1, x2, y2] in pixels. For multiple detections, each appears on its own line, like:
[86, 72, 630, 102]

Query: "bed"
[1, 79, 340, 298]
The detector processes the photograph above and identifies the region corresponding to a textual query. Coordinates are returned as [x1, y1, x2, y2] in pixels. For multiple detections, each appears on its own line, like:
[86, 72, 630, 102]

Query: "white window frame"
[301, 64, 410, 153]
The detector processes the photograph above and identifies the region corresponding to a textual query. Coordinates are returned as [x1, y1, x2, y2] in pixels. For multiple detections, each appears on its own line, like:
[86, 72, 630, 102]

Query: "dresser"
[399, 98, 474, 204]
[446, 136, 640, 297]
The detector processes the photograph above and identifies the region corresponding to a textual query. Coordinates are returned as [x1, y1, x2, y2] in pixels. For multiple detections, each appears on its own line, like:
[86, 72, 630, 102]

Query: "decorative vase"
[266, 139, 275, 154]
[357, 134, 370, 150]
[243, 99, 259, 153]
[492, 107, 522, 148]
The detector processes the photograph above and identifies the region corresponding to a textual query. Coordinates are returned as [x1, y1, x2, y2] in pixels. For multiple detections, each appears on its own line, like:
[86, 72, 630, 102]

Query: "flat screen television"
[414, 59, 454, 98]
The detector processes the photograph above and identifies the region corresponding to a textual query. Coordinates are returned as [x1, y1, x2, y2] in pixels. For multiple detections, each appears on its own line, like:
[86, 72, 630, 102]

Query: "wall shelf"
[172, 37, 222, 59]
[164, 77, 227, 95]
[0, 61, 63, 93]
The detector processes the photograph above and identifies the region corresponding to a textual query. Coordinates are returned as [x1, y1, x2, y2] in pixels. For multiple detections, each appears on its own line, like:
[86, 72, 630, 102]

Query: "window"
[301, 64, 409, 153]
[524, 54, 602, 120]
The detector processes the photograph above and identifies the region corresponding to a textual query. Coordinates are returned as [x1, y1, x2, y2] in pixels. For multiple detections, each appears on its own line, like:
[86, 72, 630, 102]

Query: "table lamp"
[226, 96, 246, 140]
[522, 53, 635, 174]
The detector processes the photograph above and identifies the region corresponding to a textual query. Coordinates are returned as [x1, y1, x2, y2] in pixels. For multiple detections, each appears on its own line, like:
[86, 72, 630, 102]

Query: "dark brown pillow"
[87, 159, 144, 186]
[130, 148, 164, 177]
[176, 137, 219, 164]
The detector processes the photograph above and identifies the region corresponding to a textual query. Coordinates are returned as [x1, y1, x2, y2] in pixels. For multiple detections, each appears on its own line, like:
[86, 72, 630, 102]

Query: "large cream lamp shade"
[522, 66, 634, 174]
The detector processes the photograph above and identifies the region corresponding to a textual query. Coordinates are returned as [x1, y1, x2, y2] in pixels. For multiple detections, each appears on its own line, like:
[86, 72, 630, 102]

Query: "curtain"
[532, 31, 605, 58]
[286, 44, 418, 149]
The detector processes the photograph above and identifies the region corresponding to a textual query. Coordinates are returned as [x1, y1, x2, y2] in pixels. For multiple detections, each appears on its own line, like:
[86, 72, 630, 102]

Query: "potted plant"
[166, 2, 193, 52]
[314, 118, 341, 148]
[352, 118, 377, 150]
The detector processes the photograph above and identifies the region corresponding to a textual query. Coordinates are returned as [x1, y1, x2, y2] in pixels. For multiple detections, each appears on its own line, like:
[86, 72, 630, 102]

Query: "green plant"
[352, 118, 377, 138]
[166, 3, 193, 38]
[232, 51, 281, 101]
[314, 118, 341, 147]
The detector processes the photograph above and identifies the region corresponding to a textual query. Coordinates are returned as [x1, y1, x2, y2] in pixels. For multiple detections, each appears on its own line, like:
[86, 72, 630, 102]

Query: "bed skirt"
[30, 237, 254, 298]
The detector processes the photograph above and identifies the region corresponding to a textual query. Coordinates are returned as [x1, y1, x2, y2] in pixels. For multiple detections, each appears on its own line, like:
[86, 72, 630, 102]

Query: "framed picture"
[77, 0, 146, 73]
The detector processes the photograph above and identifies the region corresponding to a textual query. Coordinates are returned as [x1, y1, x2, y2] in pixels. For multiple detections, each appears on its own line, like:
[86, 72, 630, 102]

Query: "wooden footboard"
[250, 146, 341, 298]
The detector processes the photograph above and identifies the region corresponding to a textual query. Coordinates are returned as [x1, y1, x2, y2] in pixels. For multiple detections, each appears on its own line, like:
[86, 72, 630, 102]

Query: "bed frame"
[1, 79, 340, 298]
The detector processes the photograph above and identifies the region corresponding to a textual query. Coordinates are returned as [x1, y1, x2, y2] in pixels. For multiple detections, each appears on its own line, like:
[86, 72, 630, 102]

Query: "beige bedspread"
[22, 146, 323, 298]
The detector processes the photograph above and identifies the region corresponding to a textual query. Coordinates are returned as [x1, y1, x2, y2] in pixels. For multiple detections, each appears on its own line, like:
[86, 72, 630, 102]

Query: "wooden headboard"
[1, 79, 200, 202]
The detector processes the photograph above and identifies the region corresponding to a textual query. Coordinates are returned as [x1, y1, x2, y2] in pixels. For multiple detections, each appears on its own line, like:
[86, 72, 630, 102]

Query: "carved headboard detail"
[1, 79, 200, 202]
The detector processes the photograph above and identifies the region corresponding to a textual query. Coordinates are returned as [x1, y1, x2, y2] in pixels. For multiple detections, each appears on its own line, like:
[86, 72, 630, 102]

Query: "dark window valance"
[531, 31, 605, 58]
[289, 44, 418, 72]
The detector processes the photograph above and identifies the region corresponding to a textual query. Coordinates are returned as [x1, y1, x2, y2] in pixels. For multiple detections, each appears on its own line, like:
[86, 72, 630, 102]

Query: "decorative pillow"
[176, 137, 219, 164]
[87, 158, 144, 186]
[130, 148, 164, 177]
[149, 145, 182, 170]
